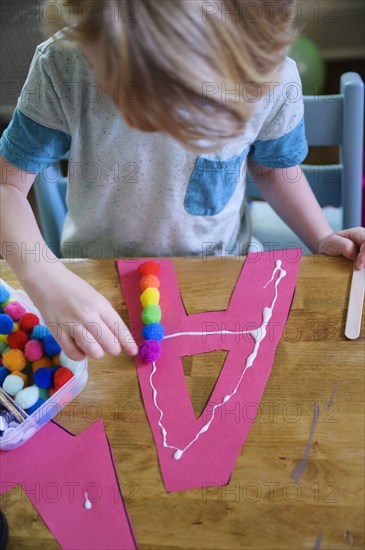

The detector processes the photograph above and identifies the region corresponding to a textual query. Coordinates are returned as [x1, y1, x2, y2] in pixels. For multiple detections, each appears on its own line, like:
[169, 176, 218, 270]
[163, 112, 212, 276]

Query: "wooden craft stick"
[345, 266, 365, 340]
[0, 388, 29, 423]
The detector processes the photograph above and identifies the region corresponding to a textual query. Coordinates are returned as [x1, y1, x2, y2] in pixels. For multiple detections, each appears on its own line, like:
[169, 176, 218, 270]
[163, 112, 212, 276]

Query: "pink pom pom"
[139, 340, 162, 363]
[24, 339, 44, 361]
[4, 301, 27, 321]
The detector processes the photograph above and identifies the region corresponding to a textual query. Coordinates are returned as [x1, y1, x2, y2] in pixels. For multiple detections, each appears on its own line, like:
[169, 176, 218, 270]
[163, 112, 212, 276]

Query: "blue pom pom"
[33, 368, 53, 389]
[50, 365, 60, 374]
[0, 286, 10, 304]
[142, 322, 165, 341]
[0, 314, 14, 334]
[0, 366, 10, 386]
[31, 325, 51, 341]
[26, 398, 46, 415]
[43, 334, 61, 357]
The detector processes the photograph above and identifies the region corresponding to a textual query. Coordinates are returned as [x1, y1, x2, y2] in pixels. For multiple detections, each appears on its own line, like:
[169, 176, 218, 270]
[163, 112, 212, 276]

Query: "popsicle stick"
[345, 266, 365, 340]
[0, 388, 28, 423]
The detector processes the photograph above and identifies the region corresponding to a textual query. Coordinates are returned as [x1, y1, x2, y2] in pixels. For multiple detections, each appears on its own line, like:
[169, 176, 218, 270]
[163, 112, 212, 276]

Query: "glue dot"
[173, 449, 183, 460]
[84, 493, 92, 510]
[223, 395, 230, 403]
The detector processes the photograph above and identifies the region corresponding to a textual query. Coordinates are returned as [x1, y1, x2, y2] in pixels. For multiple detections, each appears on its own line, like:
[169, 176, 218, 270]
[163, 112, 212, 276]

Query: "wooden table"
[0, 256, 364, 550]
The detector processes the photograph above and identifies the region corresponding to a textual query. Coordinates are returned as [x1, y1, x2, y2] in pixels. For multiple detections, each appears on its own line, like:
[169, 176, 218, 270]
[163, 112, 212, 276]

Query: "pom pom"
[2, 374, 25, 396]
[15, 385, 39, 409]
[37, 387, 49, 401]
[139, 274, 160, 291]
[48, 387, 57, 397]
[0, 366, 10, 386]
[0, 340, 9, 354]
[4, 301, 27, 321]
[7, 330, 29, 350]
[54, 367, 74, 389]
[59, 351, 83, 373]
[26, 398, 46, 415]
[142, 323, 165, 341]
[138, 261, 161, 277]
[31, 324, 51, 341]
[141, 304, 161, 324]
[0, 285, 10, 304]
[2, 349, 26, 371]
[19, 313, 40, 333]
[0, 314, 14, 335]
[43, 334, 61, 357]
[12, 370, 28, 385]
[139, 340, 162, 363]
[0, 334, 8, 343]
[140, 287, 160, 308]
[24, 340, 44, 361]
[32, 357, 53, 372]
[12, 322, 19, 332]
[52, 353, 61, 366]
[33, 367, 53, 389]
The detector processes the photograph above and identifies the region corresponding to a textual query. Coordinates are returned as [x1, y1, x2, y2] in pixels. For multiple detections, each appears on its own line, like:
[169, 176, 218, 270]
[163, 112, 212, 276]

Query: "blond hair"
[44, 0, 297, 151]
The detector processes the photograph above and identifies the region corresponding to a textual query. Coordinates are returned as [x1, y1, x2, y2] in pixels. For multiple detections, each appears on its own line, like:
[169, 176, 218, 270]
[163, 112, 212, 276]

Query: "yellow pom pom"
[0, 334, 8, 343]
[12, 322, 19, 333]
[140, 287, 160, 308]
[2, 349, 27, 371]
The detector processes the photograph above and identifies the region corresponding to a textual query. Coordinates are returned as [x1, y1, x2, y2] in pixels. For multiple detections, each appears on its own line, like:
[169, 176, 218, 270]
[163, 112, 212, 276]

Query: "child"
[0, 0, 364, 361]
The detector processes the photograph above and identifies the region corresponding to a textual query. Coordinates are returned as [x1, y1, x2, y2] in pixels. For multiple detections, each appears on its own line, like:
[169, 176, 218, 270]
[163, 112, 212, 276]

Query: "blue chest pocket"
[184, 146, 249, 216]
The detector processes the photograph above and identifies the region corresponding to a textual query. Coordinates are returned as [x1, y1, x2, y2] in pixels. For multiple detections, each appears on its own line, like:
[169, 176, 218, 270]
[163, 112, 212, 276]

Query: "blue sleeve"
[249, 116, 308, 168]
[0, 108, 71, 173]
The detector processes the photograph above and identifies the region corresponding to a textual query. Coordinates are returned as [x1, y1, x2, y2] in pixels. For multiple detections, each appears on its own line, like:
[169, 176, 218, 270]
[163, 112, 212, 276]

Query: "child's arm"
[248, 160, 365, 269]
[0, 155, 138, 359]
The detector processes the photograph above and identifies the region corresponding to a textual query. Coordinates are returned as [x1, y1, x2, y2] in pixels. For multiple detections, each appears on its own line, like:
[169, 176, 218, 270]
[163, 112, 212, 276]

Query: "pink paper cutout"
[118, 250, 301, 492]
[0, 420, 137, 550]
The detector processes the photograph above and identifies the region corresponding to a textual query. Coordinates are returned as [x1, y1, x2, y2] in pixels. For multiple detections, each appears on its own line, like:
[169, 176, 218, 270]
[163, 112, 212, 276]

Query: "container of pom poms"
[0, 279, 88, 450]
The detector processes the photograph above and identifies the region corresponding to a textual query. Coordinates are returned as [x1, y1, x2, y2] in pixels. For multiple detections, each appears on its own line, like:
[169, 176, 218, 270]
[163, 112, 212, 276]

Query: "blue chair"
[246, 72, 364, 250]
[34, 72, 364, 257]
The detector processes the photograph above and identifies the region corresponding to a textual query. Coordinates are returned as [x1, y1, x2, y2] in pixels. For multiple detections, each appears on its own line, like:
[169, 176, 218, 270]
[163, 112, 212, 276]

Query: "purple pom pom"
[139, 340, 162, 363]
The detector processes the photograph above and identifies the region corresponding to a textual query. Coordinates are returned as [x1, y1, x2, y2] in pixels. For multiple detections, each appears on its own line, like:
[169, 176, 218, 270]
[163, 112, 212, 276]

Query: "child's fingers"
[83, 319, 122, 356]
[58, 334, 86, 362]
[355, 242, 365, 269]
[101, 307, 139, 356]
[337, 227, 365, 248]
[72, 325, 105, 359]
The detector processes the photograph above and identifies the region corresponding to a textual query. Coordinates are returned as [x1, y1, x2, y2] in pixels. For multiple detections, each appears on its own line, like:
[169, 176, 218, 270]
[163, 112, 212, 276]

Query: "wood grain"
[0, 256, 364, 550]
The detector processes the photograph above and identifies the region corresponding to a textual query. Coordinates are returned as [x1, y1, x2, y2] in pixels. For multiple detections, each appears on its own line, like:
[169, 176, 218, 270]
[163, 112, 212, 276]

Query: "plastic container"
[0, 279, 88, 450]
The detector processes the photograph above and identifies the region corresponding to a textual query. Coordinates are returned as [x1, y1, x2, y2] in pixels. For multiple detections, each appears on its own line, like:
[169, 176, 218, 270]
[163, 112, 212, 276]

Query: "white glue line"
[149, 260, 286, 460]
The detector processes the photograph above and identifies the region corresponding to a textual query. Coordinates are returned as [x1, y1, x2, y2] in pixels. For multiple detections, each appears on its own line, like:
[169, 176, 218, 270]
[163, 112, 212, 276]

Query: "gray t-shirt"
[0, 34, 308, 258]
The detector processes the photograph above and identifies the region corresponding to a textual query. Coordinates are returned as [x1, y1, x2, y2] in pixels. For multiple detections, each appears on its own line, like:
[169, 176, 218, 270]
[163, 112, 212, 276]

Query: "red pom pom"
[138, 261, 161, 277]
[7, 330, 29, 350]
[54, 367, 74, 389]
[19, 313, 40, 333]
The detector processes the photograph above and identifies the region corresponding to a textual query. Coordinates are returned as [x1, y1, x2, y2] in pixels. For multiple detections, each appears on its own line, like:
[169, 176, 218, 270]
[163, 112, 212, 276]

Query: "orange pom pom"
[2, 349, 27, 371]
[139, 274, 160, 291]
[52, 353, 61, 366]
[32, 357, 53, 372]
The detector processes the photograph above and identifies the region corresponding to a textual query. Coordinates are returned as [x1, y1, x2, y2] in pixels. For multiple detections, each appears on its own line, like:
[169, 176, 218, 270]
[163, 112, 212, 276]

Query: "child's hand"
[318, 227, 365, 269]
[23, 265, 139, 361]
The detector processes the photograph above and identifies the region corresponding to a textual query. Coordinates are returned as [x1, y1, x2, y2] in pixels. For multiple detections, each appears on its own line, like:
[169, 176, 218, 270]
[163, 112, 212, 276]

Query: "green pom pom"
[141, 304, 161, 324]
[38, 387, 49, 401]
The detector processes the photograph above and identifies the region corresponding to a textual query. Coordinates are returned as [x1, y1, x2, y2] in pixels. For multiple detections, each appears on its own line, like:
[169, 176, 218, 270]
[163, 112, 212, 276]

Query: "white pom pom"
[15, 385, 39, 409]
[3, 374, 24, 396]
